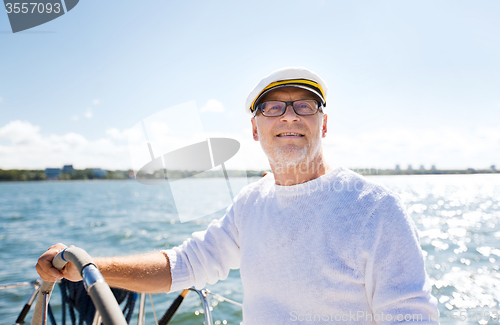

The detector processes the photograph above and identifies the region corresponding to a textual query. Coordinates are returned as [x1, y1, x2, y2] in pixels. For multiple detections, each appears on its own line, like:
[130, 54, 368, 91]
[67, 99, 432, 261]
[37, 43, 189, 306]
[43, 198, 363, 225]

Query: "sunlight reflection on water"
[372, 174, 500, 318]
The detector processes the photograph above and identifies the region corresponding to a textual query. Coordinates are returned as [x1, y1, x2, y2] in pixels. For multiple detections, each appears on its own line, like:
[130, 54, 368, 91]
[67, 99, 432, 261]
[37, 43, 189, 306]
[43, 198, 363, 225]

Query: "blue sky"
[1, 0, 499, 170]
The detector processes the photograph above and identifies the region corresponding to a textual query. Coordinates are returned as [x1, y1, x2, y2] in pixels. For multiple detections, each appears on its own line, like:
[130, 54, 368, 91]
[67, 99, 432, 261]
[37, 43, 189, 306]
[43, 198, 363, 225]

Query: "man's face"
[251, 87, 328, 168]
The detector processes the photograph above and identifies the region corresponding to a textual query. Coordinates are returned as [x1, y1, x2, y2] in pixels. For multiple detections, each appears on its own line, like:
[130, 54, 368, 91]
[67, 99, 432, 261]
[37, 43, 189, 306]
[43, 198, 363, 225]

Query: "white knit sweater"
[163, 167, 439, 324]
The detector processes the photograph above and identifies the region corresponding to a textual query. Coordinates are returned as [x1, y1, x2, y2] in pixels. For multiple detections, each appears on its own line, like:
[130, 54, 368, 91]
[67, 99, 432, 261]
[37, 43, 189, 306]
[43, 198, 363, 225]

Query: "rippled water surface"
[1, 174, 499, 324]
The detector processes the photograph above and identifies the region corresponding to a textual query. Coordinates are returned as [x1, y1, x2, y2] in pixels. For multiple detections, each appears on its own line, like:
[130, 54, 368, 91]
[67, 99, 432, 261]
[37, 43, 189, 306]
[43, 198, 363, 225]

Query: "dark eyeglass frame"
[253, 99, 324, 117]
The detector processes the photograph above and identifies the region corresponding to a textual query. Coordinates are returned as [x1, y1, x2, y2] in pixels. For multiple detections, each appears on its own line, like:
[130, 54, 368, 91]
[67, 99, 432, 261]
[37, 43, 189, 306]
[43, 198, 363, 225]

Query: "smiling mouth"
[276, 132, 304, 137]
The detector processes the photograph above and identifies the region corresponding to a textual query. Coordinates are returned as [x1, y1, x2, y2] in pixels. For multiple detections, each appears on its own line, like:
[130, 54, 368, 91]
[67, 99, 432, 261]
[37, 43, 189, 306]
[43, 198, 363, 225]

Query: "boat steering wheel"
[31, 247, 128, 325]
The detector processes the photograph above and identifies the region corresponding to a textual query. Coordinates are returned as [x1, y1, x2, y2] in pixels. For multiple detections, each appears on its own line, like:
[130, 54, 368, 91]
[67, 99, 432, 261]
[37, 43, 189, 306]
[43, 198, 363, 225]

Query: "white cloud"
[0, 97, 3, 103]
[70, 115, 79, 121]
[0, 121, 497, 171]
[200, 99, 225, 113]
[0, 120, 41, 145]
[0, 121, 132, 170]
[105, 127, 135, 141]
[84, 107, 93, 118]
[322, 126, 500, 169]
[92, 99, 100, 105]
[0, 120, 266, 171]
[106, 127, 123, 140]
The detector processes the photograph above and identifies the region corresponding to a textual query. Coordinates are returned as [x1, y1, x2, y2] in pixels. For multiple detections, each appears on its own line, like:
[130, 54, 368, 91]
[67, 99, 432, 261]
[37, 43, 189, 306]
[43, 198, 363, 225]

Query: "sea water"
[1, 174, 499, 324]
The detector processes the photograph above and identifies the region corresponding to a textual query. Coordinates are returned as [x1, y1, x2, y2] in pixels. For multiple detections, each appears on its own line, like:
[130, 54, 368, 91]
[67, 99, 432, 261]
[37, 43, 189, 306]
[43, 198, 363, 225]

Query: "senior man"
[37, 67, 439, 324]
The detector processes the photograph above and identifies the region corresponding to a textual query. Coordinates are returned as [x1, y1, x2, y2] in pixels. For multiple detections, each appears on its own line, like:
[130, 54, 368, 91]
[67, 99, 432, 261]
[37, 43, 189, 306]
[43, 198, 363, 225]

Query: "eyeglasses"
[254, 100, 323, 117]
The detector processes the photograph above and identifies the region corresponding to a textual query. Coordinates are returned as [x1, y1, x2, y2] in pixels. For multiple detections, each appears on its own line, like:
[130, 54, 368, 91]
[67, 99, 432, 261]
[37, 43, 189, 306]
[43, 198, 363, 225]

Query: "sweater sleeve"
[360, 194, 440, 324]
[162, 202, 241, 293]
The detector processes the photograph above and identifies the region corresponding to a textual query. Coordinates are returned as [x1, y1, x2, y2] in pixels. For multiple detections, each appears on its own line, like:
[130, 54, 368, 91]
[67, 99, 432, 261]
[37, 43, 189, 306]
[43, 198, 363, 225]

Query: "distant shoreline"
[350, 168, 499, 176]
[0, 168, 498, 182]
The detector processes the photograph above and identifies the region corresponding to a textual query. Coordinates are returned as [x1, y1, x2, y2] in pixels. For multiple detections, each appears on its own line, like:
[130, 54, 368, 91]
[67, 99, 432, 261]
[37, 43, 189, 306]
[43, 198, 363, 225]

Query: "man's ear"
[322, 113, 328, 138]
[251, 117, 259, 141]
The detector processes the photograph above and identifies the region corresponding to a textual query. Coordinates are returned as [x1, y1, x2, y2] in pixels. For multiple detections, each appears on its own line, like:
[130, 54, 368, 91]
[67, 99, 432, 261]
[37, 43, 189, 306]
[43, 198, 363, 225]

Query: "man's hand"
[35, 243, 82, 282]
[36, 244, 172, 293]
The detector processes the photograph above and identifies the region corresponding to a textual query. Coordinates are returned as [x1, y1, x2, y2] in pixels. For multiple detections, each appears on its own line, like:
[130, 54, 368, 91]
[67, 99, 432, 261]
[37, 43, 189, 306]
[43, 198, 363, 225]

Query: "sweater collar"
[267, 166, 345, 197]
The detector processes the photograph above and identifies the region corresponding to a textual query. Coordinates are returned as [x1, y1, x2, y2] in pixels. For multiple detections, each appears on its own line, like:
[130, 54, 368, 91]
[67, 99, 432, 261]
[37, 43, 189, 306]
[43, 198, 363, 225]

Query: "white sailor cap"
[245, 67, 328, 115]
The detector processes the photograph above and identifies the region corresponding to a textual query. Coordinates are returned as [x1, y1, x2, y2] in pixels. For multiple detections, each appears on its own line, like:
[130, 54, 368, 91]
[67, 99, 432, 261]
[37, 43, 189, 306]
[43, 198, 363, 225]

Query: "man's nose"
[280, 104, 300, 122]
